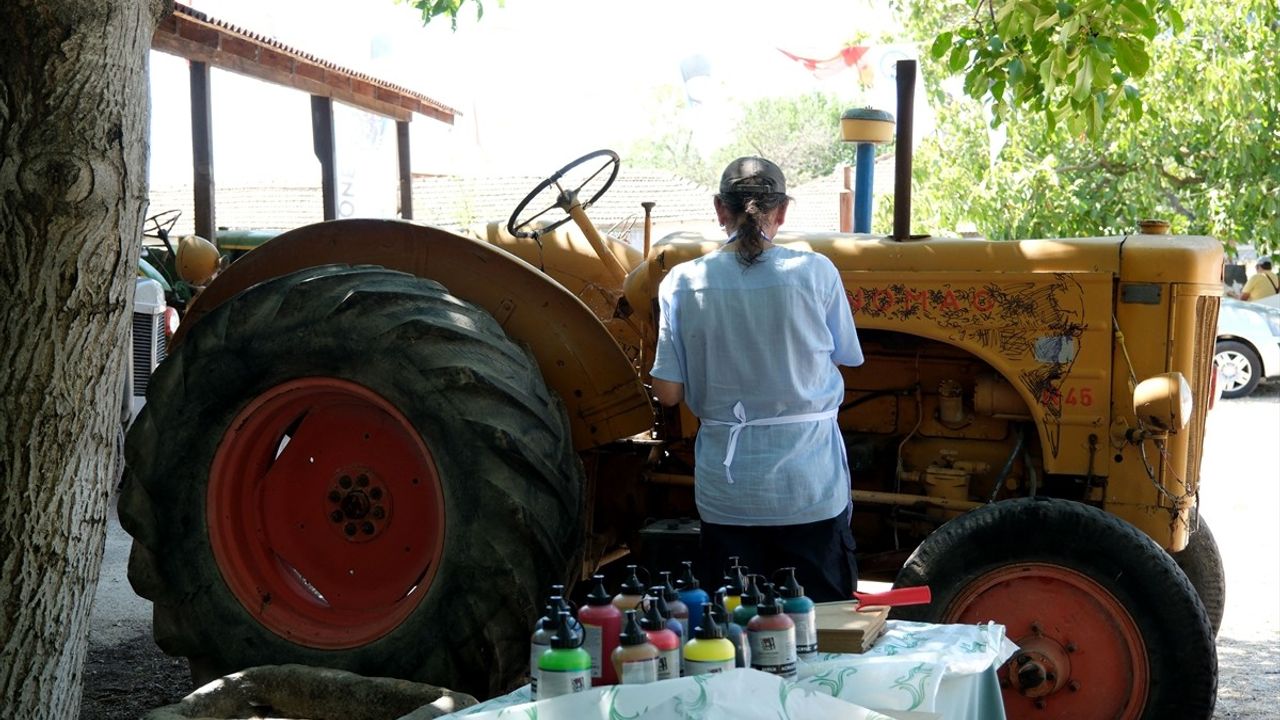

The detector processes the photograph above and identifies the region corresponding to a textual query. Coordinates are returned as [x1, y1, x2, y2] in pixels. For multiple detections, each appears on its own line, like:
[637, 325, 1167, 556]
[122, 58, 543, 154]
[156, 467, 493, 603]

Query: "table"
[438, 620, 1015, 720]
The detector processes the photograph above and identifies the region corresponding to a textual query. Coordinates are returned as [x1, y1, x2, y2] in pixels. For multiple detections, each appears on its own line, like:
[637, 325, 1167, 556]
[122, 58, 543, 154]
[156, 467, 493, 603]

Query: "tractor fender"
[177, 219, 653, 450]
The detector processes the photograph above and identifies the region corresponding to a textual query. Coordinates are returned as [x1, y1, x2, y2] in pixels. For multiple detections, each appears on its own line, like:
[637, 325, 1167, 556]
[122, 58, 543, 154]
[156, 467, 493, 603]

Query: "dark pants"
[699, 504, 857, 603]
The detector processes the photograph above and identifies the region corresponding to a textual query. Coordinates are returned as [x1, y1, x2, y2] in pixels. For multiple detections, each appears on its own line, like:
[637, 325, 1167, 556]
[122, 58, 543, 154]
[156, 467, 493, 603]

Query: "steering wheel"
[507, 149, 620, 239]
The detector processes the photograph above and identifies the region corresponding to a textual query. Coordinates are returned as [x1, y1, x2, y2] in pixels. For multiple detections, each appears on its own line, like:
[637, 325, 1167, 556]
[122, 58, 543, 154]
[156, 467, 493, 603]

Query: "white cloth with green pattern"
[440, 621, 1016, 720]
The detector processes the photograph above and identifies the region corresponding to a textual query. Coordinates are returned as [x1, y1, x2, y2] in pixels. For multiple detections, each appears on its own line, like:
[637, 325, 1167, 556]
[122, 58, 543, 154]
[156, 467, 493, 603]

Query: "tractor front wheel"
[119, 265, 584, 699]
[893, 497, 1216, 720]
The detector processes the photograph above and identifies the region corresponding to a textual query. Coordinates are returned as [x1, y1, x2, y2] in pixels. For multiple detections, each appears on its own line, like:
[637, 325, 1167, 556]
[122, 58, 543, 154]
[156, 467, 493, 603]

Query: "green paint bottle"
[537, 611, 592, 700]
[732, 574, 762, 627]
[684, 602, 736, 676]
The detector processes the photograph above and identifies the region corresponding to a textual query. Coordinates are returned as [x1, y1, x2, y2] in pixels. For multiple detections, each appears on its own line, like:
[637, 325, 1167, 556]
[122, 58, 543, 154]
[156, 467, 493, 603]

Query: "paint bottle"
[613, 564, 647, 612]
[684, 603, 737, 676]
[537, 611, 592, 700]
[648, 585, 686, 642]
[578, 574, 622, 686]
[747, 584, 797, 680]
[778, 567, 817, 660]
[639, 596, 681, 681]
[611, 609, 658, 685]
[549, 584, 583, 637]
[733, 574, 763, 627]
[528, 602, 556, 693]
[712, 589, 751, 669]
[720, 561, 746, 614]
[658, 571, 690, 640]
[675, 561, 709, 635]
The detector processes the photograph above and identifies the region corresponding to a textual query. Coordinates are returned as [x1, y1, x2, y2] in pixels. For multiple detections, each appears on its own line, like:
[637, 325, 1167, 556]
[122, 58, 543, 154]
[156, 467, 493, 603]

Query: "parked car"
[1215, 297, 1280, 398]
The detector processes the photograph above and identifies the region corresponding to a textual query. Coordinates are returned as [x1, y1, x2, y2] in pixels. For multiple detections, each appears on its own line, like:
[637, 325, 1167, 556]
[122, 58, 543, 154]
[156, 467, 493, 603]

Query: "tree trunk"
[0, 1, 162, 717]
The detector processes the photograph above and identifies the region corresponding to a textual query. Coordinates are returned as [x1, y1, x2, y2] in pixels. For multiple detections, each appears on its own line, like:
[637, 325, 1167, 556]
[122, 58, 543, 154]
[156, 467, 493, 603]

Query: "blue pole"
[854, 142, 875, 233]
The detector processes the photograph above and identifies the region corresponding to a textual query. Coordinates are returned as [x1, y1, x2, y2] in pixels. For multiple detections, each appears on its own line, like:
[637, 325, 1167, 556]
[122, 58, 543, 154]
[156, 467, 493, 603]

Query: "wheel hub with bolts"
[1006, 631, 1072, 699]
[328, 471, 389, 541]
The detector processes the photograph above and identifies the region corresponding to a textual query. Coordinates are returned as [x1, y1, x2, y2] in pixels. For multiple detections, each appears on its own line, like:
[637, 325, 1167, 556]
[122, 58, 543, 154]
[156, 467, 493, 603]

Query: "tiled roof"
[154, 3, 457, 123]
[786, 155, 897, 232]
[146, 163, 904, 240]
[147, 169, 717, 237]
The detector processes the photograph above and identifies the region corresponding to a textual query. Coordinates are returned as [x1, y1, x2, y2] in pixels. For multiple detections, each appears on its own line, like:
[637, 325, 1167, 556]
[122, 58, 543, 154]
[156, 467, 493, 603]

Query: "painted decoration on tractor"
[847, 274, 1087, 456]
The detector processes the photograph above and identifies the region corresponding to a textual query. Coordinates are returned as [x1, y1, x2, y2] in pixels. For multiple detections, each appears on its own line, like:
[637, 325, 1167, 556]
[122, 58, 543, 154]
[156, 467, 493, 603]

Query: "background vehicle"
[1215, 297, 1280, 398]
[120, 89, 1221, 719]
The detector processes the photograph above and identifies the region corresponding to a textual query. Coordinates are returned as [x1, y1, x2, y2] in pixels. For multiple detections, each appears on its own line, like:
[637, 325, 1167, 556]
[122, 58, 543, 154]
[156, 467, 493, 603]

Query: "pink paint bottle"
[747, 583, 797, 680]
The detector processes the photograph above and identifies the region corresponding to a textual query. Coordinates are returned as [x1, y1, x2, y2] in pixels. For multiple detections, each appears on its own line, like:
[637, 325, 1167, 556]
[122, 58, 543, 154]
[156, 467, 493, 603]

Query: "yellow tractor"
[121, 147, 1222, 717]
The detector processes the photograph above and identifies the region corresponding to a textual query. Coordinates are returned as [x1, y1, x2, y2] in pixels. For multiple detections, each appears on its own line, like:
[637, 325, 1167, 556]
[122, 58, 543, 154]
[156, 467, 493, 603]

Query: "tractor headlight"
[1133, 372, 1193, 433]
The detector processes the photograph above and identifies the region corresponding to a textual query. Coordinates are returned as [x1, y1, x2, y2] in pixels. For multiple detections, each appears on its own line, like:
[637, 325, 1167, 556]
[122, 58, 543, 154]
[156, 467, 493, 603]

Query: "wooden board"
[814, 601, 890, 654]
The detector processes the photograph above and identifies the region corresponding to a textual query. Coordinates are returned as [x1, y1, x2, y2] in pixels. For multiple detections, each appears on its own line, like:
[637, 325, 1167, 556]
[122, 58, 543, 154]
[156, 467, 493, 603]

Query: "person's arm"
[1241, 274, 1262, 301]
[652, 378, 685, 407]
[649, 275, 687, 406]
[825, 270, 863, 367]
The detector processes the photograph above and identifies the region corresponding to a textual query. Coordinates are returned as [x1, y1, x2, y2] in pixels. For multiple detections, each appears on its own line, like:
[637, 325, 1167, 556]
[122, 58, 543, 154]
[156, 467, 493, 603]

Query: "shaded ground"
[79, 385, 1280, 719]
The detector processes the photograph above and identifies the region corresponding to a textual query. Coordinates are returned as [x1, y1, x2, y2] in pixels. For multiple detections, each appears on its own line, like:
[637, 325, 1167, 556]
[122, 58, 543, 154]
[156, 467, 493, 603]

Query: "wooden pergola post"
[397, 120, 413, 220]
[311, 95, 337, 221]
[190, 61, 216, 241]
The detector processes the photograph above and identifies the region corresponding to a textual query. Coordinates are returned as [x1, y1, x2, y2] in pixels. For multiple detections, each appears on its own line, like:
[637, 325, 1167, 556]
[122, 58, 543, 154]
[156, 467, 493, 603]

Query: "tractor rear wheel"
[893, 497, 1216, 720]
[118, 265, 584, 699]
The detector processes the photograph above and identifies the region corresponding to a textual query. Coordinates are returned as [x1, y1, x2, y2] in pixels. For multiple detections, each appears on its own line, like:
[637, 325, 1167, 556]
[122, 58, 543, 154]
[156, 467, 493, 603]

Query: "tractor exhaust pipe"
[893, 59, 916, 241]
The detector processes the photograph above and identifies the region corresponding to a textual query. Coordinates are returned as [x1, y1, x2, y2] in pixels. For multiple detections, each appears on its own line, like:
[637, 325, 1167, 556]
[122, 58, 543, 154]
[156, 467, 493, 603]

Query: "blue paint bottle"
[675, 561, 709, 634]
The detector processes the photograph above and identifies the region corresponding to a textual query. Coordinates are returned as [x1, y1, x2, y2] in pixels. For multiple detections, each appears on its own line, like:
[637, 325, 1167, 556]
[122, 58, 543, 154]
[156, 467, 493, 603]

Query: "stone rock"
[142, 664, 477, 720]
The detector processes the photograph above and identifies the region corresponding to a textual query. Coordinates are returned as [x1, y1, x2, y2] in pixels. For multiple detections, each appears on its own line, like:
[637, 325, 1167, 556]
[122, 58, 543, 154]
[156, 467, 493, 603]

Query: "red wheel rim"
[208, 378, 445, 649]
[946, 563, 1148, 719]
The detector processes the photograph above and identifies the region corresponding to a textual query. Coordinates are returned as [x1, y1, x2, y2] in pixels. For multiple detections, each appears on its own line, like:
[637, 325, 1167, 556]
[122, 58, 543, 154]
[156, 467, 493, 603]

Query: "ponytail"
[717, 191, 789, 267]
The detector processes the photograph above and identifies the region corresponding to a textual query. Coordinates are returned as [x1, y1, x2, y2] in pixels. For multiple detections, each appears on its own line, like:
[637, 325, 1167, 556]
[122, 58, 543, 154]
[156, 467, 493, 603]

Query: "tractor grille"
[132, 311, 167, 398]
[1184, 295, 1219, 492]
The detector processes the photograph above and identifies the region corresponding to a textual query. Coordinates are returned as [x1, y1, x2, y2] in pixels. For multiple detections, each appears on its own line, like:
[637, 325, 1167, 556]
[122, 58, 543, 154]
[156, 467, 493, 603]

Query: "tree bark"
[0, 1, 163, 717]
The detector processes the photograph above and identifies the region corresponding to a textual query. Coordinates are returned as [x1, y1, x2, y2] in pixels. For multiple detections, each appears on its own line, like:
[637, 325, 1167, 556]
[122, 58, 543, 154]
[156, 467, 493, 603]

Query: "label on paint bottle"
[685, 658, 735, 676]
[582, 624, 604, 678]
[537, 668, 590, 699]
[791, 610, 818, 658]
[749, 629, 797, 679]
[529, 643, 546, 693]
[656, 648, 680, 681]
[620, 657, 658, 684]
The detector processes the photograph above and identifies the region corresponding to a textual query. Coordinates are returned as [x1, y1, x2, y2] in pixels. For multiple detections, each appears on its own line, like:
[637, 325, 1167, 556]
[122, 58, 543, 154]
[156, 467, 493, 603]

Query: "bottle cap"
[778, 567, 806, 599]
[659, 571, 682, 603]
[619, 564, 646, 595]
[585, 574, 612, 606]
[725, 560, 746, 594]
[648, 586, 672, 619]
[540, 602, 557, 630]
[757, 583, 782, 616]
[549, 611, 581, 649]
[742, 575, 763, 606]
[639, 596, 667, 630]
[694, 603, 726, 639]
[619, 609, 648, 646]
[676, 560, 700, 590]
[709, 591, 730, 624]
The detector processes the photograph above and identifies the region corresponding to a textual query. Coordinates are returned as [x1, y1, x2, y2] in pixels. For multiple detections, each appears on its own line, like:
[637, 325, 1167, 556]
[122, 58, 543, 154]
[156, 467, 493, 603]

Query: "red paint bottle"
[639, 596, 682, 681]
[578, 574, 622, 686]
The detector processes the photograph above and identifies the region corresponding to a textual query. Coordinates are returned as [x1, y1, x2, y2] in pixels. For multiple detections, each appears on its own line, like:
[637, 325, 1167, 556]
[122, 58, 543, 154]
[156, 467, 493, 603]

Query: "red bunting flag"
[778, 45, 871, 80]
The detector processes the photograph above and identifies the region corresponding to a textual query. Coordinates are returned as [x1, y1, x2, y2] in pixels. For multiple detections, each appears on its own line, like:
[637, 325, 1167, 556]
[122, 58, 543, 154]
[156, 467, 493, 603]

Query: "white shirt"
[650, 243, 863, 526]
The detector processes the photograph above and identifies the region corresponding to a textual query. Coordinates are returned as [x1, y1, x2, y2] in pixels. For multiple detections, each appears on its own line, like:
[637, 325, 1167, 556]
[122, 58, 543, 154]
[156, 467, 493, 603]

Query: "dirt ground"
[79, 384, 1280, 719]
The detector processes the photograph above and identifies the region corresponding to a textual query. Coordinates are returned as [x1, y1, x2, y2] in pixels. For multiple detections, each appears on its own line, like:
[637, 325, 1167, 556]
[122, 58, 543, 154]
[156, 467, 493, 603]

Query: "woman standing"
[649, 157, 864, 602]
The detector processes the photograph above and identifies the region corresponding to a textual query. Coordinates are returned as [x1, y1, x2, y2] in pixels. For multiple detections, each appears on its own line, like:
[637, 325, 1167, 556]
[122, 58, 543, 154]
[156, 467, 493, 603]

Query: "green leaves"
[401, 0, 504, 30]
[916, 0, 1185, 140]
[900, 0, 1280, 254]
